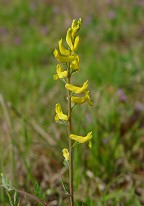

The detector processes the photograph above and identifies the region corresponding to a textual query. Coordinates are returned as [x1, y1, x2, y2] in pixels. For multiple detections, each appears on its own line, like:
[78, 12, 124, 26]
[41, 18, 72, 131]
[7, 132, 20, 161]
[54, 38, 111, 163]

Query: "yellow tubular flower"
[53, 49, 75, 63]
[53, 74, 59, 80]
[54, 114, 59, 122]
[53, 64, 68, 80]
[65, 80, 88, 94]
[71, 96, 85, 104]
[70, 131, 92, 144]
[73, 36, 81, 52]
[58, 39, 71, 56]
[84, 91, 94, 106]
[57, 64, 68, 78]
[62, 149, 70, 161]
[66, 28, 74, 51]
[71, 91, 93, 106]
[55, 103, 68, 121]
[70, 55, 80, 71]
[71, 18, 82, 39]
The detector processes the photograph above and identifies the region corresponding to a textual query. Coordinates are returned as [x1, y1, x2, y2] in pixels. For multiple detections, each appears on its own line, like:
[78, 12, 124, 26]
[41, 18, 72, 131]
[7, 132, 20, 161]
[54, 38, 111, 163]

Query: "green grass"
[0, 0, 144, 205]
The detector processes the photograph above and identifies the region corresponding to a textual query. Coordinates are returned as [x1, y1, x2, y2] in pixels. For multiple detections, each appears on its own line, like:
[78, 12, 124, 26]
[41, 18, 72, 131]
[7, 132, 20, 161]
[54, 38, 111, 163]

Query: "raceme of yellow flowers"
[53, 18, 93, 162]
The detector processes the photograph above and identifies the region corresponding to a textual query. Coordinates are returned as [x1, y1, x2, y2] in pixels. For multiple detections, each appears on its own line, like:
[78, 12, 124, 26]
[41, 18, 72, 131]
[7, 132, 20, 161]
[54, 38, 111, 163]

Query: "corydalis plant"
[53, 18, 93, 206]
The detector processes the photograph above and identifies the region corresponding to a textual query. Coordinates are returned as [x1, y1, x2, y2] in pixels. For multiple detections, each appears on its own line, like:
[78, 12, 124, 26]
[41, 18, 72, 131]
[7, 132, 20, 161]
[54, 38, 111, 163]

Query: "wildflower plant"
[53, 18, 93, 205]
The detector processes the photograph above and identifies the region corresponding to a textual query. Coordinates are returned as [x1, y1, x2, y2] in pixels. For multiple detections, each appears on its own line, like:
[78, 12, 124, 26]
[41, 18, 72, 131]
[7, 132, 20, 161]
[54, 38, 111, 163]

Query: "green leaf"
[7, 192, 14, 206]
[1, 174, 14, 191]
[60, 178, 69, 195]
[34, 181, 45, 201]
[14, 191, 18, 205]
[63, 159, 69, 169]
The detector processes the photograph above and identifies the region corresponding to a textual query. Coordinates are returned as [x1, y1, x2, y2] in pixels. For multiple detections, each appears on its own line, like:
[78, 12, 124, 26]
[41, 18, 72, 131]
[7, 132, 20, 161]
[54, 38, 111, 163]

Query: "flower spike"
[53, 19, 93, 205]
[65, 80, 88, 94]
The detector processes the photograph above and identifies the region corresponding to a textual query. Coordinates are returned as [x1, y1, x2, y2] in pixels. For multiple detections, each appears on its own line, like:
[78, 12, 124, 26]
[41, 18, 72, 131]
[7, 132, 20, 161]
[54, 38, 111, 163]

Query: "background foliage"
[0, 0, 144, 205]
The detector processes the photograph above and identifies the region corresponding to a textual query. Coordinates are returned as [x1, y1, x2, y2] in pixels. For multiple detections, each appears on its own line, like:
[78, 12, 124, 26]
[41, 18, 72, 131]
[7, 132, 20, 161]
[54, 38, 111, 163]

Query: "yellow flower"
[70, 131, 92, 148]
[62, 148, 70, 161]
[55, 103, 68, 121]
[53, 64, 68, 80]
[71, 18, 82, 39]
[65, 80, 88, 94]
[73, 35, 81, 52]
[71, 91, 93, 106]
[66, 28, 74, 51]
[58, 39, 71, 56]
[70, 55, 80, 71]
[53, 49, 75, 63]
[85, 91, 94, 106]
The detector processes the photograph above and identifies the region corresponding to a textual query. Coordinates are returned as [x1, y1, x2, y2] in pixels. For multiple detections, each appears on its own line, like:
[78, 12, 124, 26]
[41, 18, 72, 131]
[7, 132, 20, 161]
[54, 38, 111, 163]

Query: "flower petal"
[65, 80, 88, 94]
[58, 39, 71, 56]
[66, 28, 74, 51]
[53, 74, 59, 80]
[71, 96, 85, 104]
[73, 35, 81, 52]
[55, 103, 68, 121]
[70, 55, 80, 71]
[71, 91, 93, 106]
[53, 49, 75, 63]
[84, 91, 94, 106]
[70, 131, 92, 143]
[62, 148, 69, 161]
[57, 64, 68, 78]
[71, 18, 82, 39]
[54, 114, 60, 122]
[71, 91, 93, 105]
[53, 65, 68, 80]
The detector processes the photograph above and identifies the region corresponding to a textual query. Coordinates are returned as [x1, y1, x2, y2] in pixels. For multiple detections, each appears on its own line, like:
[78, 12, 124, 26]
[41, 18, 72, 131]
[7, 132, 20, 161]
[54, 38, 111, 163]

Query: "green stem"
[67, 64, 74, 206]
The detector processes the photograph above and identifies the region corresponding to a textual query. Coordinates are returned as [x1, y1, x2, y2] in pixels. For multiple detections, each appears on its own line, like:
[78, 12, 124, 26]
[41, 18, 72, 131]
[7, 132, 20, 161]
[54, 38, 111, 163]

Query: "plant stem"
[17, 189, 45, 205]
[67, 64, 74, 206]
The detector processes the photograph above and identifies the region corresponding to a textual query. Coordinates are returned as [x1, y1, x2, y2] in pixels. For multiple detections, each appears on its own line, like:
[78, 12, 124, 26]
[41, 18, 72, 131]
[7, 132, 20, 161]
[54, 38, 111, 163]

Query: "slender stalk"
[17, 189, 45, 206]
[67, 64, 74, 206]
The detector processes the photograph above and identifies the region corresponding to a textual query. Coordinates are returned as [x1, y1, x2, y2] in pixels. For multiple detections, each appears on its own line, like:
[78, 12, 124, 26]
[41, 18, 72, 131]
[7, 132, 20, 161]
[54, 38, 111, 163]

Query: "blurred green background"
[0, 0, 144, 205]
